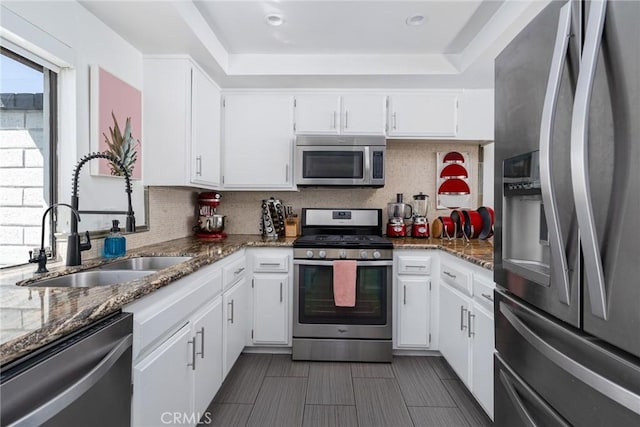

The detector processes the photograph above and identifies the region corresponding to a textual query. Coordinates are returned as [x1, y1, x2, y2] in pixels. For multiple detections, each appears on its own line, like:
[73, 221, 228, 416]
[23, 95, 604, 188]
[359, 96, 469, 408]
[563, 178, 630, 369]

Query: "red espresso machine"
[194, 192, 226, 239]
[386, 193, 413, 237]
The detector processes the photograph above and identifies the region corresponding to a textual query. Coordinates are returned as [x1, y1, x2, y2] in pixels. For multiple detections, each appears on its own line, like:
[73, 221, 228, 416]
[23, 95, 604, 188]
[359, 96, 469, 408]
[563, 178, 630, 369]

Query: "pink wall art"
[90, 65, 142, 179]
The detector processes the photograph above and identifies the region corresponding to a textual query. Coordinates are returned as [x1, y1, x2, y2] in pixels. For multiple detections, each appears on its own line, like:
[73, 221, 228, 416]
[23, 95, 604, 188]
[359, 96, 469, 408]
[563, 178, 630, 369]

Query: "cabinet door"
[192, 297, 223, 416]
[438, 283, 471, 385]
[191, 66, 221, 187]
[222, 93, 294, 188]
[294, 94, 341, 134]
[252, 274, 289, 345]
[132, 324, 193, 427]
[471, 303, 494, 420]
[341, 94, 387, 135]
[396, 277, 431, 348]
[388, 93, 458, 137]
[222, 278, 248, 376]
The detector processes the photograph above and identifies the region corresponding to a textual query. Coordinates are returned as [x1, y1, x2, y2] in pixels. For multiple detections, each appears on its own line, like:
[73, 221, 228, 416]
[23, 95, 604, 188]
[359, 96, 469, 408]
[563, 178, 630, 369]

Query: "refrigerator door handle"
[539, 1, 573, 305]
[570, 0, 608, 320]
[500, 301, 640, 415]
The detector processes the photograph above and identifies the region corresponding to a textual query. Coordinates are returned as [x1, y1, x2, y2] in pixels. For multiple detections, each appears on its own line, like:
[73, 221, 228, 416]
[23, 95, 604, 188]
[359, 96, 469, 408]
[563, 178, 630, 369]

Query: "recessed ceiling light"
[406, 15, 426, 26]
[265, 14, 284, 26]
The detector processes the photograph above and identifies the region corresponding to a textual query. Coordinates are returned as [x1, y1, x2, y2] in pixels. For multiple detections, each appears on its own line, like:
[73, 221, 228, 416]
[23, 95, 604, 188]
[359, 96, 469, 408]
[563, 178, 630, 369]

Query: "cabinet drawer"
[253, 254, 288, 272]
[473, 276, 495, 310]
[440, 262, 472, 295]
[397, 256, 432, 275]
[223, 256, 246, 290]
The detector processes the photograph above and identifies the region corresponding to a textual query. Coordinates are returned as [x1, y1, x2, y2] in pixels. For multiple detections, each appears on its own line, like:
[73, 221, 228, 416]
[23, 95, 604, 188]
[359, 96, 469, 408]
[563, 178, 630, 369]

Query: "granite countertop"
[0, 234, 492, 366]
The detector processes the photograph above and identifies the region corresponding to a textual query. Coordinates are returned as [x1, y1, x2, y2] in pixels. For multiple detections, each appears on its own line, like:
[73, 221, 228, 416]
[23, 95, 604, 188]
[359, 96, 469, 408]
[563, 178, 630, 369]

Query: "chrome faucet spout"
[67, 152, 136, 266]
[29, 203, 81, 274]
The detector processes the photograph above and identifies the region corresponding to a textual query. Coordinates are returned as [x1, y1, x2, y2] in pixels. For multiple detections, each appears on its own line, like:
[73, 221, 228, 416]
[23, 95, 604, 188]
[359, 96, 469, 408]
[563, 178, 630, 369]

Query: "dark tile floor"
[200, 354, 493, 427]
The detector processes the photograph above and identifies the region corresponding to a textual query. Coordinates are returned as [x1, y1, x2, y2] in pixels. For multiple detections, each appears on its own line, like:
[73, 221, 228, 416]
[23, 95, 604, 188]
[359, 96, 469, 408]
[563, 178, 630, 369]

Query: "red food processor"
[386, 193, 412, 237]
[194, 192, 227, 239]
[411, 192, 430, 238]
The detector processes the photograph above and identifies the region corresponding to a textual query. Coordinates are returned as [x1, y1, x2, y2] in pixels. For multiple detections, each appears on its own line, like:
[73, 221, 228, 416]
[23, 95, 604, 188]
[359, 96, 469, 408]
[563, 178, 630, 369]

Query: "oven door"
[295, 145, 370, 186]
[293, 259, 392, 339]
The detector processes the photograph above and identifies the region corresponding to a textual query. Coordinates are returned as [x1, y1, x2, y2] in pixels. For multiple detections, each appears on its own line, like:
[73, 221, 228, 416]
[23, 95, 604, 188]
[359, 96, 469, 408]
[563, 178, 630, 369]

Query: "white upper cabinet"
[222, 93, 294, 189]
[294, 94, 341, 134]
[456, 89, 494, 140]
[143, 56, 221, 189]
[340, 94, 387, 135]
[387, 92, 459, 138]
[294, 93, 387, 135]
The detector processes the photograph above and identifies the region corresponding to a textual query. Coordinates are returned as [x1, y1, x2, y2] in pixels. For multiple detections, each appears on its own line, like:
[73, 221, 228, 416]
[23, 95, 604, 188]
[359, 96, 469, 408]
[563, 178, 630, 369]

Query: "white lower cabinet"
[222, 276, 249, 377]
[438, 254, 495, 420]
[252, 274, 289, 344]
[394, 252, 433, 349]
[192, 298, 223, 417]
[133, 324, 193, 426]
[396, 276, 431, 348]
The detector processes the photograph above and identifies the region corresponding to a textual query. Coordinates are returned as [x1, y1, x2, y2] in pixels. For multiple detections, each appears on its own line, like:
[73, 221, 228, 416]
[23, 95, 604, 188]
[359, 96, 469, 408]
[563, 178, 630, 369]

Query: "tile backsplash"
[221, 140, 480, 234]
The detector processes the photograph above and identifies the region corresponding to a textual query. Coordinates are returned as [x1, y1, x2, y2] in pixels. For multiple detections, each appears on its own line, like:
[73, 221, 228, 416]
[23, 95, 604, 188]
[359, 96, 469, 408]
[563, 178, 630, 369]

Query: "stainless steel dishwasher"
[1, 311, 133, 427]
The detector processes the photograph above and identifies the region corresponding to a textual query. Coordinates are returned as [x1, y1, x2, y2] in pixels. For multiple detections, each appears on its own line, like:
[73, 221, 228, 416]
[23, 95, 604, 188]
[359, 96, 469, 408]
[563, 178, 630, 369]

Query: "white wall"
[1, 1, 145, 232]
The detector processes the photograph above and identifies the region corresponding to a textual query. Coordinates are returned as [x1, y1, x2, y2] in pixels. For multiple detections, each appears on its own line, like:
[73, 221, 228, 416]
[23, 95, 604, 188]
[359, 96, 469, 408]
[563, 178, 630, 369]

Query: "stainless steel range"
[292, 208, 393, 362]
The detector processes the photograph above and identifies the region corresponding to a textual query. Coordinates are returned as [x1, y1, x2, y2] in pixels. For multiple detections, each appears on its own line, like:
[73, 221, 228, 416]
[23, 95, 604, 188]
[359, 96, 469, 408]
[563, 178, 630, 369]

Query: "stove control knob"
[306, 250, 314, 259]
[360, 250, 368, 259]
[339, 250, 347, 259]
[372, 251, 381, 259]
[318, 250, 327, 259]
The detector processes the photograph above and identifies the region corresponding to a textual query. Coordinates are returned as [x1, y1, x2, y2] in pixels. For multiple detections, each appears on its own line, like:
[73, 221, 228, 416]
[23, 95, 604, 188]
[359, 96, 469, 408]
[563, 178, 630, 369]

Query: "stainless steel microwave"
[295, 135, 386, 187]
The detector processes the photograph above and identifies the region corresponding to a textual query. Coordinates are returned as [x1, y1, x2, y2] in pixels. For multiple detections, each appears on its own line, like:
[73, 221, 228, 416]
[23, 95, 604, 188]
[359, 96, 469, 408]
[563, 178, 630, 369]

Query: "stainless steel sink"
[26, 270, 154, 288]
[97, 256, 192, 271]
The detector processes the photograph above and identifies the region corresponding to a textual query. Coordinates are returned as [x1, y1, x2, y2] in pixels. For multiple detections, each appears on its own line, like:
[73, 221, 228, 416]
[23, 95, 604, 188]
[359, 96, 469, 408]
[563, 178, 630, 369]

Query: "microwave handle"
[364, 146, 371, 184]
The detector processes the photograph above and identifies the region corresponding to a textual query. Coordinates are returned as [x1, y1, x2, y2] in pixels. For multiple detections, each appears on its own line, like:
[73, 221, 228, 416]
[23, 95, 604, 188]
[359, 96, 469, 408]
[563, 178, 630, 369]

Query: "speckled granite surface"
[0, 234, 492, 366]
[390, 237, 494, 271]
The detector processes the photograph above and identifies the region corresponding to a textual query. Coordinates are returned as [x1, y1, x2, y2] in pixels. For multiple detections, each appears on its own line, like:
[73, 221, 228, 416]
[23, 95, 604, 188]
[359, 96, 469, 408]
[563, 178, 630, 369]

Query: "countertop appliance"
[410, 192, 430, 238]
[0, 312, 133, 426]
[295, 135, 385, 187]
[386, 193, 412, 237]
[494, 0, 640, 425]
[292, 208, 393, 362]
[194, 191, 226, 239]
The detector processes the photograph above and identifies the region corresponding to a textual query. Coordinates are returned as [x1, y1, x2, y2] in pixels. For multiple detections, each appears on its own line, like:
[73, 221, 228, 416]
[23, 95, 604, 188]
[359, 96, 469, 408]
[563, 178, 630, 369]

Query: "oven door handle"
[293, 259, 393, 267]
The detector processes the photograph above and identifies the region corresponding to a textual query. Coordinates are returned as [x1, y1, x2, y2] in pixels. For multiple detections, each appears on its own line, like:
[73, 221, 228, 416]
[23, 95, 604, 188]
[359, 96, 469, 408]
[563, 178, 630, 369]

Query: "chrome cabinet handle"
[12, 334, 132, 426]
[285, 164, 289, 183]
[260, 262, 281, 267]
[345, 110, 349, 129]
[403, 285, 407, 305]
[188, 338, 197, 370]
[468, 312, 475, 338]
[539, 1, 572, 304]
[195, 155, 202, 176]
[392, 112, 397, 130]
[234, 267, 245, 275]
[500, 301, 640, 415]
[570, 0, 608, 320]
[406, 265, 426, 270]
[228, 300, 234, 324]
[460, 306, 468, 331]
[444, 271, 457, 279]
[280, 282, 283, 302]
[332, 111, 336, 129]
[196, 327, 205, 358]
[481, 293, 494, 302]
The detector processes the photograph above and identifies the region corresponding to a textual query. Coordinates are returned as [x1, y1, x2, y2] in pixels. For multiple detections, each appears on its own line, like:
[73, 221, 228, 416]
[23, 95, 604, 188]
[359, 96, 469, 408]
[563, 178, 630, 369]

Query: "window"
[0, 48, 57, 268]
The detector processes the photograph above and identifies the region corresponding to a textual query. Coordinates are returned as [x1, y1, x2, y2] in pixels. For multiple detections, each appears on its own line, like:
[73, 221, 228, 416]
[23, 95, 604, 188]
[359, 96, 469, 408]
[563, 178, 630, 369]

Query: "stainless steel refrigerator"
[494, 0, 640, 424]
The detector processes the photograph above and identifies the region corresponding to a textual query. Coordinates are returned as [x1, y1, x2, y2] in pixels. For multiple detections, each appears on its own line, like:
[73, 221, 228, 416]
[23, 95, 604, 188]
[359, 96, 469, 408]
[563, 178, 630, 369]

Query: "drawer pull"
[406, 265, 426, 269]
[260, 262, 281, 267]
[481, 293, 494, 302]
[460, 306, 468, 331]
[196, 327, 205, 358]
[187, 338, 196, 370]
[234, 267, 245, 275]
[444, 271, 457, 279]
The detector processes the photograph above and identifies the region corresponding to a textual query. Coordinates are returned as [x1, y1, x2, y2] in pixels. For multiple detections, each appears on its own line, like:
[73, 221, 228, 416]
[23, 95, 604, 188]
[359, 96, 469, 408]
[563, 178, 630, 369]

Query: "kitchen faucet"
[29, 203, 81, 274]
[67, 152, 136, 266]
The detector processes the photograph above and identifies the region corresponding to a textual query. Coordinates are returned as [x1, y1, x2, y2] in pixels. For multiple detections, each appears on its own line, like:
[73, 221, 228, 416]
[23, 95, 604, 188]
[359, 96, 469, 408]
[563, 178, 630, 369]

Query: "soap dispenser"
[103, 219, 126, 258]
